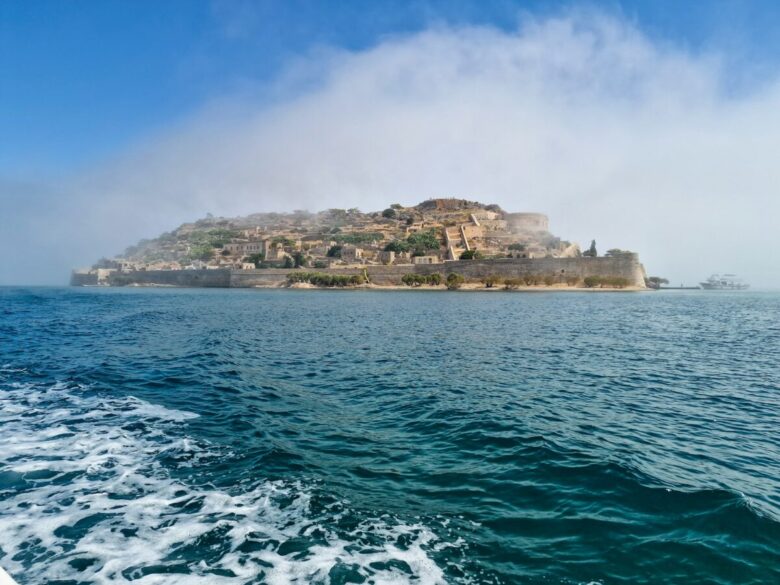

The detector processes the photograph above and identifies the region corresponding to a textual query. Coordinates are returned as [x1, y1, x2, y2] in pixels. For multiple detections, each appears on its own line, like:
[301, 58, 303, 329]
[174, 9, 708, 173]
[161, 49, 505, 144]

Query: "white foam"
[0, 379, 461, 584]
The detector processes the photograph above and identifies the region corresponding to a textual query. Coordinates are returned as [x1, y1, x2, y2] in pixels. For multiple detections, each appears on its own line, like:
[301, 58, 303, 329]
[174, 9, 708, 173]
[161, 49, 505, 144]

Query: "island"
[71, 199, 647, 290]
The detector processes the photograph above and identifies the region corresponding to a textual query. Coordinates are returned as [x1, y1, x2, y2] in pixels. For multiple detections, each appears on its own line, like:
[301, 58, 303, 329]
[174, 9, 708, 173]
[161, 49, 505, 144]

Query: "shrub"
[382, 208, 397, 219]
[333, 232, 384, 245]
[508, 243, 526, 251]
[246, 253, 265, 267]
[459, 250, 483, 260]
[407, 229, 441, 255]
[326, 245, 342, 258]
[565, 276, 580, 286]
[482, 275, 501, 288]
[384, 240, 410, 253]
[187, 245, 214, 262]
[291, 251, 306, 268]
[402, 273, 425, 287]
[446, 273, 465, 290]
[543, 275, 556, 286]
[401, 273, 442, 287]
[583, 276, 631, 288]
[504, 278, 523, 290]
[272, 236, 296, 247]
[286, 272, 366, 287]
[523, 274, 539, 286]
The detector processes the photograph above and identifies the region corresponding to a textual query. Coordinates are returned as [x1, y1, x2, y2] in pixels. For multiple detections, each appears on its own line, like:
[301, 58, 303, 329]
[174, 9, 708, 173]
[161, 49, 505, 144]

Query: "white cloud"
[3, 11, 779, 286]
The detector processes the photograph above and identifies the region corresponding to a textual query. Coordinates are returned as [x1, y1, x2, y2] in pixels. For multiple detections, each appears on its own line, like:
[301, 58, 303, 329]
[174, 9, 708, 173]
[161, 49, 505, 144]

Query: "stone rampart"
[81, 255, 645, 288]
[70, 272, 98, 286]
[107, 269, 231, 287]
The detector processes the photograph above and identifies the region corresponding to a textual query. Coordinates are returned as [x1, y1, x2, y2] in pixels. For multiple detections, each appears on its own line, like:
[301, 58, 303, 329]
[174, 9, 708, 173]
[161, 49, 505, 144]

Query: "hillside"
[92, 199, 581, 271]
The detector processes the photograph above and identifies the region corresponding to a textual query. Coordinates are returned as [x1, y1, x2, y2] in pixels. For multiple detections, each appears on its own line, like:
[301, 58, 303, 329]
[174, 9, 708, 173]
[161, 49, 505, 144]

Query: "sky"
[2, 0, 780, 286]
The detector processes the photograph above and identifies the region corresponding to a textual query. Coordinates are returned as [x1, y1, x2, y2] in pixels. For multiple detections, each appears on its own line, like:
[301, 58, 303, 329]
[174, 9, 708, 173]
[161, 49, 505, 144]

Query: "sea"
[0, 287, 778, 585]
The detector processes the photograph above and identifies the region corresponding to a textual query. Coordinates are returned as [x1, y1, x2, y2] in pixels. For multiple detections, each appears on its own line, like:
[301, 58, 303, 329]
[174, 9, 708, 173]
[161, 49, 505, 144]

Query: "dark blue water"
[1, 287, 778, 584]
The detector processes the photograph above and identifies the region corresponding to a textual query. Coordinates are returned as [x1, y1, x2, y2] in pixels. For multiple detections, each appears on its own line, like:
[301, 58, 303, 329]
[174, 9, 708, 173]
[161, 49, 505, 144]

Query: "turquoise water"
[0, 287, 778, 584]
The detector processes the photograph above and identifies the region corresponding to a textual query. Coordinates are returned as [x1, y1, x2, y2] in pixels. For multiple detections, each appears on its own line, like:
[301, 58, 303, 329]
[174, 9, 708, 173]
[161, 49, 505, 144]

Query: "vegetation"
[401, 273, 442, 287]
[291, 251, 306, 268]
[333, 232, 384, 246]
[508, 243, 526, 251]
[272, 236, 296, 247]
[287, 272, 367, 287]
[326, 245, 343, 258]
[384, 229, 440, 256]
[187, 228, 241, 249]
[504, 278, 523, 290]
[187, 245, 214, 261]
[645, 276, 669, 289]
[246, 253, 265, 267]
[283, 256, 295, 269]
[459, 250, 483, 260]
[481, 275, 501, 288]
[583, 276, 631, 288]
[583, 240, 598, 257]
[605, 248, 632, 257]
[446, 273, 465, 290]
[382, 208, 397, 219]
[383, 240, 410, 253]
[407, 229, 441, 254]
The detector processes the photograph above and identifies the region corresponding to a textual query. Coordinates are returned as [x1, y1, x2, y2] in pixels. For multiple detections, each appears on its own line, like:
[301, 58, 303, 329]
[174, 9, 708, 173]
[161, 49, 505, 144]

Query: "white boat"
[699, 274, 749, 290]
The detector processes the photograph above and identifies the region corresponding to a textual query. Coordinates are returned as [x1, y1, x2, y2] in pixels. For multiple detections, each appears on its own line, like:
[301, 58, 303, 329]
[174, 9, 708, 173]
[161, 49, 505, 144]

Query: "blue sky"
[3, 0, 780, 176]
[2, 0, 780, 286]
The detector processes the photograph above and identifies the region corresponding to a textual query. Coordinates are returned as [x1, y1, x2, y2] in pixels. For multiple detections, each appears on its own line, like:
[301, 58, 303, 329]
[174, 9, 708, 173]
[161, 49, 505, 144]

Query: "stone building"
[505, 213, 549, 233]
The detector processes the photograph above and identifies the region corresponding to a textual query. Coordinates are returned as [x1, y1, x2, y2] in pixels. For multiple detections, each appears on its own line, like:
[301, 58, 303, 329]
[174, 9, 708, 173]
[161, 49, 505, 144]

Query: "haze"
[2, 1, 779, 287]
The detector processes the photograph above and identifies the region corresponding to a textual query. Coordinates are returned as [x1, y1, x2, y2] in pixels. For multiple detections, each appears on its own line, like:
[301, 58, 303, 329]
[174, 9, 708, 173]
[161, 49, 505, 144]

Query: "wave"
[0, 376, 463, 584]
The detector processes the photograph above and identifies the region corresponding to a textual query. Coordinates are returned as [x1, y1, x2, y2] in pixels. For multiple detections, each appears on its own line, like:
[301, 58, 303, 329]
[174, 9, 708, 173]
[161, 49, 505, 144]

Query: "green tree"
[384, 240, 410, 253]
[283, 256, 294, 269]
[446, 273, 465, 290]
[246, 253, 265, 267]
[459, 250, 483, 260]
[583, 240, 598, 257]
[382, 208, 397, 219]
[407, 229, 440, 255]
[605, 248, 631, 257]
[326, 245, 343, 258]
[482, 275, 501, 288]
[292, 251, 306, 268]
[645, 276, 669, 289]
[188, 245, 214, 262]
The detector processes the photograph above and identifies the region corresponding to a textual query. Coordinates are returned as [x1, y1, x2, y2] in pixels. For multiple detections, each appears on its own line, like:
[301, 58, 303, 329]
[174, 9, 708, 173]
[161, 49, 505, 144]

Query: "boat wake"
[0, 373, 467, 584]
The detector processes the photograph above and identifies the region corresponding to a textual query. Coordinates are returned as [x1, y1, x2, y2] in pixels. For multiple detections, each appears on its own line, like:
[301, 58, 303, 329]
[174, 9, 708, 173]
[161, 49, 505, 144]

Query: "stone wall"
[70, 272, 98, 286]
[82, 255, 646, 288]
[230, 255, 646, 288]
[107, 269, 231, 287]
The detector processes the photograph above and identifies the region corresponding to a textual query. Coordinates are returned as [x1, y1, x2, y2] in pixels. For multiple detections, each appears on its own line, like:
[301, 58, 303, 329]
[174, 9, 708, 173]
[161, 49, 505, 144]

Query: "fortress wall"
[230, 269, 297, 287]
[107, 269, 231, 287]
[363, 255, 646, 287]
[70, 272, 98, 286]
[88, 255, 645, 288]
